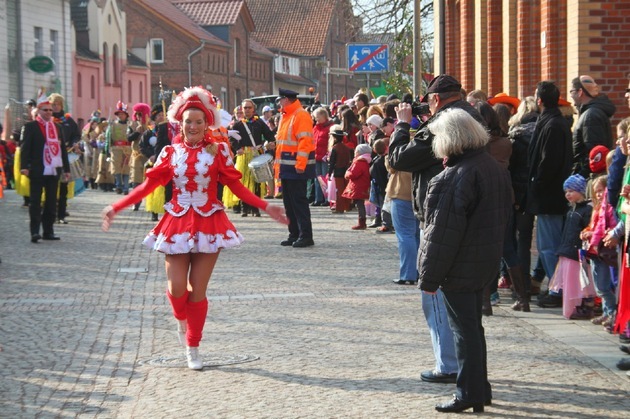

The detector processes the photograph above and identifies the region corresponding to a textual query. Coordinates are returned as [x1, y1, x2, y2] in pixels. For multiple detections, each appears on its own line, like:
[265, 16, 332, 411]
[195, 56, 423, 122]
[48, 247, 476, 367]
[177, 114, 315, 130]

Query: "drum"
[248, 153, 274, 183]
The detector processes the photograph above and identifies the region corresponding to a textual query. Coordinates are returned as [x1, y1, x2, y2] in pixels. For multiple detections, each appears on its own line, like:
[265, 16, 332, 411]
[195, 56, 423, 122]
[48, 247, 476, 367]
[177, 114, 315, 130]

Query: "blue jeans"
[390, 198, 420, 281]
[314, 160, 328, 204]
[536, 214, 563, 280]
[591, 258, 617, 316]
[421, 290, 458, 374]
[442, 289, 491, 404]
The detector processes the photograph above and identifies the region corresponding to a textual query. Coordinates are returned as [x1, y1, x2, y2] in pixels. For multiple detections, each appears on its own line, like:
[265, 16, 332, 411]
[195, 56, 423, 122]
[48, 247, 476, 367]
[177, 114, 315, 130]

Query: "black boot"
[482, 285, 493, 316]
[509, 266, 530, 312]
[367, 214, 382, 228]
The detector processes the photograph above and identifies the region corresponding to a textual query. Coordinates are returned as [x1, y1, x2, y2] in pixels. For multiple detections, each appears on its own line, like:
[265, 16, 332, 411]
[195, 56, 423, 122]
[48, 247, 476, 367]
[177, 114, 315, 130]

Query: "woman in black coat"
[418, 108, 512, 413]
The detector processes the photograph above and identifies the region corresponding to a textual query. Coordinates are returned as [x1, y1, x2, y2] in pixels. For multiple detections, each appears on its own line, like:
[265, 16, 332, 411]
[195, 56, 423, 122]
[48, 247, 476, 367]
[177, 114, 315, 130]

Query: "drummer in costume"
[102, 86, 288, 370]
[128, 103, 151, 209]
[223, 105, 244, 213]
[20, 91, 71, 243]
[225, 99, 275, 217]
[140, 104, 172, 219]
[106, 101, 132, 194]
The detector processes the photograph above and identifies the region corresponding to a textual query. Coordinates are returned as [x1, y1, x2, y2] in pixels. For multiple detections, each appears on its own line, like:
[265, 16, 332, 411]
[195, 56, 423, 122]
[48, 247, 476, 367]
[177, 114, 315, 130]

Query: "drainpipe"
[188, 40, 206, 87]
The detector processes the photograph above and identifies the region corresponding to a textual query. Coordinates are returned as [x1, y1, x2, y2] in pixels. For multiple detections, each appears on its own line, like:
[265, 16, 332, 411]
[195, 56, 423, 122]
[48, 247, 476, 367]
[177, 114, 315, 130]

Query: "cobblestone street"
[1, 189, 629, 418]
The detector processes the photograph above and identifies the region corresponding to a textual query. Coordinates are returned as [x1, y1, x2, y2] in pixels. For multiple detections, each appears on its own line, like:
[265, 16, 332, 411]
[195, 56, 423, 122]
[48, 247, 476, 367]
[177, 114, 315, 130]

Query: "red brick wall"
[584, 0, 630, 125]
[516, 0, 541, 98]
[486, 0, 503, 95]
[540, 0, 567, 91]
[459, 0, 475, 90]
[445, 0, 458, 77]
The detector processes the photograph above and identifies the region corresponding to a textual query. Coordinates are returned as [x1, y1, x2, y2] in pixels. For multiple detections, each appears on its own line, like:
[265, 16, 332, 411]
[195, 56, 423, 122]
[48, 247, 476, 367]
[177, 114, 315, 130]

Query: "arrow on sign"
[349, 44, 387, 72]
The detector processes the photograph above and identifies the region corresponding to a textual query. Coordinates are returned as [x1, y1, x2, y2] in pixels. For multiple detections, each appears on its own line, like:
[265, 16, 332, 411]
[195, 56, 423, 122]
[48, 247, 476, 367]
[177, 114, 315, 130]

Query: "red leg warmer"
[186, 298, 209, 347]
[166, 289, 189, 321]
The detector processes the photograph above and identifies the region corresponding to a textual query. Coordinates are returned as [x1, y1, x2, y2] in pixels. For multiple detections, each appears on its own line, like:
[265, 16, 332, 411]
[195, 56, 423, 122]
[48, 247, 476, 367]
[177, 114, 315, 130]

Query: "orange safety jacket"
[274, 99, 315, 179]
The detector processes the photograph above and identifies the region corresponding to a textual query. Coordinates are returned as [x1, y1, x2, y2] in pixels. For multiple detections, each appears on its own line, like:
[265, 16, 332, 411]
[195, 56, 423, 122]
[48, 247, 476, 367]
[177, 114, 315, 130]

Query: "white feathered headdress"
[167, 86, 221, 129]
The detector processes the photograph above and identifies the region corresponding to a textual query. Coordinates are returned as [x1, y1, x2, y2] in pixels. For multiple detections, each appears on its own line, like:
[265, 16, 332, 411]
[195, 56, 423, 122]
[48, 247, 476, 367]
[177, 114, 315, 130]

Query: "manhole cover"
[140, 353, 259, 368]
[117, 267, 149, 273]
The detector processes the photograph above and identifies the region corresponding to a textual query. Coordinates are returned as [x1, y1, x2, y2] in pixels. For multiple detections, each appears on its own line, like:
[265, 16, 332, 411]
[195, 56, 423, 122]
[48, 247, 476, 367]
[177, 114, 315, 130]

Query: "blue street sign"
[347, 44, 389, 73]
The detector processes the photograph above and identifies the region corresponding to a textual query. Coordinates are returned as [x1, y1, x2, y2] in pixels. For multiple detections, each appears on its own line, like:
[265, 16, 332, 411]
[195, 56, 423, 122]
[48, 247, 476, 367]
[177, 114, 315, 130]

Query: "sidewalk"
[0, 189, 628, 418]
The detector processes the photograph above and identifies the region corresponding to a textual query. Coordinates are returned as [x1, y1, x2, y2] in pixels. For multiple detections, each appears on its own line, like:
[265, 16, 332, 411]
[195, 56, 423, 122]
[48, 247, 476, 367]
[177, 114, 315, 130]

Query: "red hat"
[167, 86, 220, 129]
[488, 93, 521, 112]
[589, 145, 609, 174]
[132, 103, 151, 122]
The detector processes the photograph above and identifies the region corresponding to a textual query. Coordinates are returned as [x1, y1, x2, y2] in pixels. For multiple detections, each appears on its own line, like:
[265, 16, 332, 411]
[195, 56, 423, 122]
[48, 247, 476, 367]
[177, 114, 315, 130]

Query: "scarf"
[37, 115, 63, 175]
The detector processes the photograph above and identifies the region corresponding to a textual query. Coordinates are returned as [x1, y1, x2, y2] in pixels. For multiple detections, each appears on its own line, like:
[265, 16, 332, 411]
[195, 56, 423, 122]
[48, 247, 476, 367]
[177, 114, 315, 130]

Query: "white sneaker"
[186, 346, 203, 370]
[177, 319, 187, 347]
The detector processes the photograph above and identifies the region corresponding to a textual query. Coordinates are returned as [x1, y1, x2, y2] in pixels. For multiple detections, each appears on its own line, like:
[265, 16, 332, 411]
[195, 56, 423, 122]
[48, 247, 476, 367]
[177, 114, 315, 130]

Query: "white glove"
[228, 130, 241, 141]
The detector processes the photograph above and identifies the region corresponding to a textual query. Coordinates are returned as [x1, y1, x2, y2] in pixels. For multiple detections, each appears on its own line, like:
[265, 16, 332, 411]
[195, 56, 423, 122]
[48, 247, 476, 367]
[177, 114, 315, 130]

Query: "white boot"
[186, 346, 203, 370]
[177, 319, 187, 347]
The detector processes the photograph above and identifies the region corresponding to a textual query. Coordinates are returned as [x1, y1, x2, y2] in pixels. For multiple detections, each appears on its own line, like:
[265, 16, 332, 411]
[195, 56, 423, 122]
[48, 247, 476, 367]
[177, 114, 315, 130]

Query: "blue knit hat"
[563, 174, 587, 195]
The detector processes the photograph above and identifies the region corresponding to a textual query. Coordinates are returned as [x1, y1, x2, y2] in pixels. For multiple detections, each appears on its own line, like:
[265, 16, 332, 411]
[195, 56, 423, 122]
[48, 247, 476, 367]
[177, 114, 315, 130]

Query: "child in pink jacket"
[343, 143, 372, 230]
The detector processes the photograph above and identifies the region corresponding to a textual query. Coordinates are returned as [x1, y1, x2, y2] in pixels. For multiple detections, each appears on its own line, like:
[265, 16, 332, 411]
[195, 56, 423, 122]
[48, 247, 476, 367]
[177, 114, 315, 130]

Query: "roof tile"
[172, 0, 244, 26]
[246, 0, 337, 57]
[136, 0, 230, 47]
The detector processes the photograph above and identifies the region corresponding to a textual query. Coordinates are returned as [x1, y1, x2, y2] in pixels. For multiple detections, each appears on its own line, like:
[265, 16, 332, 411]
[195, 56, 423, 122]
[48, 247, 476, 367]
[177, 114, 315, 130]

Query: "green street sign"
[27, 56, 55, 73]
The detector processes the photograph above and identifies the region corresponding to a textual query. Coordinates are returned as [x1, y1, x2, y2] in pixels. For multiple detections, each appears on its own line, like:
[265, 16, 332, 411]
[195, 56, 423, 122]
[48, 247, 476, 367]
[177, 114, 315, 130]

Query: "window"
[77, 73, 82, 98]
[139, 82, 143, 103]
[90, 75, 96, 99]
[50, 30, 58, 68]
[34, 27, 43, 56]
[234, 38, 241, 74]
[113, 44, 119, 85]
[128, 80, 132, 102]
[282, 57, 290, 74]
[103, 43, 109, 83]
[150, 39, 164, 63]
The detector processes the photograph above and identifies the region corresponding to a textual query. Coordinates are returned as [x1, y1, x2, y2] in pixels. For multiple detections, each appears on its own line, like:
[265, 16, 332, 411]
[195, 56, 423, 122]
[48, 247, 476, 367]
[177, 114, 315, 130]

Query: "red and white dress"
[111, 135, 267, 254]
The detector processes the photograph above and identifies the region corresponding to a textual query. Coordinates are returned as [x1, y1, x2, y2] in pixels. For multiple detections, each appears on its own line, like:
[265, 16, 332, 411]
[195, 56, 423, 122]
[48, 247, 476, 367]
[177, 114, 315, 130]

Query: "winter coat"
[508, 120, 537, 211]
[487, 134, 512, 170]
[573, 95, 616, 178]
[342, 155, 371, 200]
[388, 100, 484, 222]
[418, 148, 512, 293]
[313, 120, 333, 161]
[525, 107, 573, 215]
[369, 154, 389, 198]
[556, 200, 592, 261]
[607, 147, 626, 208]
[328, 142, 352, 178]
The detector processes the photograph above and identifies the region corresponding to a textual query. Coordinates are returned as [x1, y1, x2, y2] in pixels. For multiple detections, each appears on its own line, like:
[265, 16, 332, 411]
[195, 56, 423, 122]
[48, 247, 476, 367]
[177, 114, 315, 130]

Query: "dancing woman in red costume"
[102, 87, 288, 370]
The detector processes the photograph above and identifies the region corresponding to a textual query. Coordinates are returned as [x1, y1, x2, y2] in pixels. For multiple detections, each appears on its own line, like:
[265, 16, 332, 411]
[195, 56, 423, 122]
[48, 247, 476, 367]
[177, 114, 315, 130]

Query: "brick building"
[72, 0, 150, 123]
[433, 0, 630, 124]
[247, 0, 359, 103]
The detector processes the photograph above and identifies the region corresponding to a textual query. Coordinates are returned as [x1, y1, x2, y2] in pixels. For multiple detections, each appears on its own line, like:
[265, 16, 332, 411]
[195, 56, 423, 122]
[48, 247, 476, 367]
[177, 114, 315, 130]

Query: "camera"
[411, 102, 430, 116]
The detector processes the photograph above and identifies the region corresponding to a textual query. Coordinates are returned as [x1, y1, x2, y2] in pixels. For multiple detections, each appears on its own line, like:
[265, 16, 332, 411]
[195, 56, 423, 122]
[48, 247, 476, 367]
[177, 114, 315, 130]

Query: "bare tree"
[350, 0, 434, 95]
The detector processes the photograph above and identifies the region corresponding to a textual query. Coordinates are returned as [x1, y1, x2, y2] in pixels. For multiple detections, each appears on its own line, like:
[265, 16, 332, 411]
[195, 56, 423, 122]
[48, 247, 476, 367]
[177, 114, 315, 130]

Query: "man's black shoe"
[42, 234, 61, 241]
[280, 238, 297, 246]
[616, 358, 630, 370]
[420, 370, 457, 384]
[435, 396, 484, 413]
[292, 238, 314, 248]
[619, 345, 630, 355]
[537, 293, 562, 308]
[31, 234, 41, 243]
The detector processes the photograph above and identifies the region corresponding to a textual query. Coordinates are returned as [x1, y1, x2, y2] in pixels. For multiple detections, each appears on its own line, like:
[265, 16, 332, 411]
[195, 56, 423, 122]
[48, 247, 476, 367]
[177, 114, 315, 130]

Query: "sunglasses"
[626, 88, 630, 93]
[40, 108, 53, 112]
